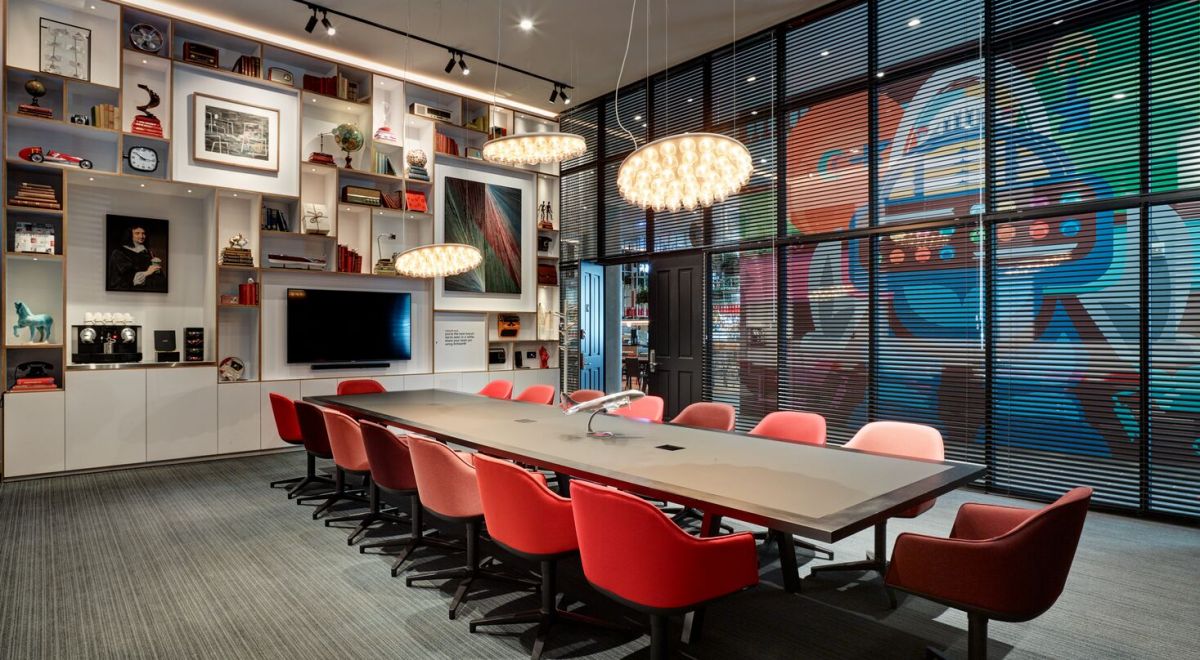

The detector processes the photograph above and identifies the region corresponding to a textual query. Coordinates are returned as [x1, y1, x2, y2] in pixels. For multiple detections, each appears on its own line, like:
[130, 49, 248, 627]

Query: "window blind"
[603, 159, 647, 256]
[784, 2, 867, 100]
[561, 266, 581, 394]
[785, 91, 870, 237]
[1149, 0, 1200, 194]
[877, 0, 982, 70]
[707, 249, 778, 431]
[603, 84, 646, 159]
[993, 0, 1125, 34]
[560, 105, 598, 171]
[560, 168, 598, 263]
[652, 63, 709, 252]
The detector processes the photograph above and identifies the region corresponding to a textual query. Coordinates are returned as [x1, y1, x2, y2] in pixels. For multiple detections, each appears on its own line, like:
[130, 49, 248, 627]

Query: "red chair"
[515, 384, 556, 405]
[478, 380, 514, 399]
[749, 411, 827, 446]
[267, 393, 309, 492]
[302, 409, 371, 525]
[886, 487, 1093, 659]
[279, 400, 336, 499]
[405, 437, 534, 619]
[670, 402, 736, 431]
[570, 480, 759, 659]
[609, 395, 665, 423]
[566, 389, 605, 404]
[471, 455, 623, 658]
[811, 421, 944, 581]
[337, 379, 387, 395]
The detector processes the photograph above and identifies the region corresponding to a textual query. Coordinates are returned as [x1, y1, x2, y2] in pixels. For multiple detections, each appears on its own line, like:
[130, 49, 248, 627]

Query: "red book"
[16, 377, 56, 385]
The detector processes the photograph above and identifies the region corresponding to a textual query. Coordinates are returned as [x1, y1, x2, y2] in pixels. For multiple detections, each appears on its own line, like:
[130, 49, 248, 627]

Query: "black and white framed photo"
[106, 215, 169, 293]
[39, 18, 91, 81]
[192, 93, 280, 172]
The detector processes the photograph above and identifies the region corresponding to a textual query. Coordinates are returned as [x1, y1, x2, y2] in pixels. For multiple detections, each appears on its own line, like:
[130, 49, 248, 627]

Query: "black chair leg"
[287, 454, 335, 498]
[297, 469, 367, 520]
[405, 520, 536, 620]
[967, 613, 988, 660]
[270, 476, 303, 489]
[649, 613, 669, 660]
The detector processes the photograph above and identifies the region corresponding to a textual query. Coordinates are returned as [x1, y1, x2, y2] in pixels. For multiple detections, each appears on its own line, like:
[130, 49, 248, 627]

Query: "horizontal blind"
[603, 84, 646, 158]
[877, 61, 984, 227]
[784, 2, 867, 100]
[1149, 0, 1200, 194]
[992, 14, 1140, 210]
[559, 105, 598, 170]
[780, 240, 869, 443]
[711, 35, 777, 245]
[877, 0, 983, 70]
[707, 249, 778, 431]
[653, 63, 710, 252]
[874, 222, 987, 466]
[560, 168, 598, 263]
[561, 266, 581, 393]
[785, 91, 869, 236]
[993, 0, 1127, 34]
[1148, 203, 1200, 516]
[603, 159, 647, 256]
[991, 209, 1141, 508]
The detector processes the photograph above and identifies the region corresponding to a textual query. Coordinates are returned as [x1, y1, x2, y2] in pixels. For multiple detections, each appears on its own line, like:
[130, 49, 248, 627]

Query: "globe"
[24, 79, 47, 102]
[332, 122, 364, 168]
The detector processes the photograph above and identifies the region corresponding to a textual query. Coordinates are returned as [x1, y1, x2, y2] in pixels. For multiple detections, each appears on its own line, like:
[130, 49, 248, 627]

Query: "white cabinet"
[147, 368, 218, 461]
[405, 374, 433, 390]
[299, 378, 339, 398]
[218, 381, 261, 454]
[260, 380, 300, 449]
[459, 371, 490, 394]
[66, 369, 147, 470]
[3, 390, 66, 477]
[434, 372, 462, 391]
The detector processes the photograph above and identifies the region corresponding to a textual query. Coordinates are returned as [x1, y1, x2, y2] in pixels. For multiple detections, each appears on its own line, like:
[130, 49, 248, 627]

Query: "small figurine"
[229, 233, 248, 249]
[12, 301, 53, 343]
[539, 345, 550, 369]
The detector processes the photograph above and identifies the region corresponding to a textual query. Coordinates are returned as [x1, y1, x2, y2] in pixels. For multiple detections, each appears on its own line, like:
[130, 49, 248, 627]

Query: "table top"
[308, 389, 985, 542]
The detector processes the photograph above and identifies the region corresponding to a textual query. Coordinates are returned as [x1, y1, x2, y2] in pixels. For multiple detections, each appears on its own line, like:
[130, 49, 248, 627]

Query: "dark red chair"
[337, 379, 387, 395]
[478, 380, 514, 399]
[405, 437, 534, 619]
[295, 408, 371, 522]
[514, 384, 556, 405]
[886, 487, 1093, 659]
[321, 417, 411, 545]
[570, 480, 759, 659]
[471, 455, 624, 659]
[267, 393, 307, 491]
[669, 402, 736, 431]
[271, 397, 335, 498]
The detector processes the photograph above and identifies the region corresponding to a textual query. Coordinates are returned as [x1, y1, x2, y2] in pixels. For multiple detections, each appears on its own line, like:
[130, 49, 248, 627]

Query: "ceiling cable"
[613, 0, 640, 151]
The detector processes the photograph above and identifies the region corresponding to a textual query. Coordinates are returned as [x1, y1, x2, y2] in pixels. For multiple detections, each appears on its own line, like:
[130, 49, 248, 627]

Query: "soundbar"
[311, 362, 389, 371]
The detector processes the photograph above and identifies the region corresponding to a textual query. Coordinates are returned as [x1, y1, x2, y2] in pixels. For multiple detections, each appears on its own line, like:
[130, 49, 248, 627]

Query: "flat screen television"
[286, 288, 412, 364]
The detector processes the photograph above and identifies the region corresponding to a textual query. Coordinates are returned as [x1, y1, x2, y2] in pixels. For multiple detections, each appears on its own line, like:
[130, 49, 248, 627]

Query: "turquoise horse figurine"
[13, 301, 53, 343]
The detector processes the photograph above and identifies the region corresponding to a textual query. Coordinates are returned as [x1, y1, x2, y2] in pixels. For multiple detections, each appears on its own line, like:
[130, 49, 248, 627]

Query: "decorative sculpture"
[12, 301, 53, 343]
[130, 84, 164, 137]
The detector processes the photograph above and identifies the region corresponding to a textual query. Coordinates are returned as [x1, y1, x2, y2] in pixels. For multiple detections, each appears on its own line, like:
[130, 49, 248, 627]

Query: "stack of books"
[407, 162, 430, 181]
[435, 132, 460, 157]
[17, 102, 53, 119]
[220, 246, 254, 266]
[130, 114, 163, 137]
[374, 258, 397, 275]
[90, 104, 120, 130]
[11, 377, 57, 392]
[9, 182, 61, 210]
[373, 151, 399, 176]
[232, 55, 261, 78]
[302, 73, 362, 101]
[336, 244, 363, 273]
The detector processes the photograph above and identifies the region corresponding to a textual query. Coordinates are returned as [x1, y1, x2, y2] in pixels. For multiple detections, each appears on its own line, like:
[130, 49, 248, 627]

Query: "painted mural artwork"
[444, 176, 524, 295]
[724, 10, 1200, 505]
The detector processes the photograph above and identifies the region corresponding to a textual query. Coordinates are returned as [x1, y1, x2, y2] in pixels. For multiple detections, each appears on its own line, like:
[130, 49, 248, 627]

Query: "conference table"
[308, 390, 985, 572]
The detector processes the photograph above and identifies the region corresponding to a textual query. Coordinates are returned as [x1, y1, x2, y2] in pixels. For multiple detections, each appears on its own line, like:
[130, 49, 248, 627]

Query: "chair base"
[323, 480, 410, 545]
[295, 468, 367, 520]
[809, 521, 888, 578]
[269, 476, 303, 489]
[358, 497, 459, 576]
[922, 612, 988, 660]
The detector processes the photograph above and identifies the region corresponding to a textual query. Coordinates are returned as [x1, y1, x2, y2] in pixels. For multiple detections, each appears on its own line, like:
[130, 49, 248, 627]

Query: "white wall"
[66, 185, 215, 361]
[171, 65, 300, 196]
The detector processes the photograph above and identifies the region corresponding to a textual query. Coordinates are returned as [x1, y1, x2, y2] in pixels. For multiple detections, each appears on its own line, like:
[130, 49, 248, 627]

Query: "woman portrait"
[106, 215, 168, 293]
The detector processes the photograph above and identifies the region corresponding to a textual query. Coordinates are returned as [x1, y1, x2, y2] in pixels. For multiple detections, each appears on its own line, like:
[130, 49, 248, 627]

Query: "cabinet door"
[3, 390, 66, 477]
[260, 380, 300, 449]
[147, 367, 218, 461]
[66, 370, 147, 470]
[219, 381, 261, 454]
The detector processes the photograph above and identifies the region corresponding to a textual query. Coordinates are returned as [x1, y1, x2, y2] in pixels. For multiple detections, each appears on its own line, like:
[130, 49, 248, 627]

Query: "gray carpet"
[0, 452, 1196, 659]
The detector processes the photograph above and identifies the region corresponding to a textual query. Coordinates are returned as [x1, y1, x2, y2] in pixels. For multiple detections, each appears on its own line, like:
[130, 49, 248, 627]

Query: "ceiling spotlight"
[457, 53, 470, 75]
[445, 50, 457, 74]
[519, 18, 534, 31]
[560, 88, 571, 104]
[304, 7, 318, 33]
[322, 11, 335, 35]
[549, 85, 560, 104]
[907, 17, 921, 28]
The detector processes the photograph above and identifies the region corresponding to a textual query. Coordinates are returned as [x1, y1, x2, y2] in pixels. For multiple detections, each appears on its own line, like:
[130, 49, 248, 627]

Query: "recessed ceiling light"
[751, 110, 758, 115]
[820, 50, 830, 57]
[187, 189, 193, 193]
[907, 18, 921, 28]
[142, 59, 148, 64]
[139, 183, 146, 188]
[1112, 92, 1126, 100]
[746, 75, 757, 82]
[686, 97, 694, 103]
[1053, 19, 1063, 25]
[633, 114, 642, 121]
[89, 177, 95, 181]
[519, 19, 534, 31]
[233, 193, 238, 197]
[877, 71, 885, 78]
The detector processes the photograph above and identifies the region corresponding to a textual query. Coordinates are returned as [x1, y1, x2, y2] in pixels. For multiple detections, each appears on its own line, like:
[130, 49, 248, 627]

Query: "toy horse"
[13, 301, 53, 343]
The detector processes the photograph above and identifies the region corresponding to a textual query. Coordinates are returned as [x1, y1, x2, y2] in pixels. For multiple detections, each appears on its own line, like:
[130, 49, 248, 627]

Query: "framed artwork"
[40, 18, 91, 81]
[192, 93, 280, 172]
[106, 215, 168, 293]
[443, 175, 523, 295]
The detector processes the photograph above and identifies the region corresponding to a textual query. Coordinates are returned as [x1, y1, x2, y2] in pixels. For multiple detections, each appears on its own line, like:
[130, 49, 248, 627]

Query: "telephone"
[15, 361, 54, 379]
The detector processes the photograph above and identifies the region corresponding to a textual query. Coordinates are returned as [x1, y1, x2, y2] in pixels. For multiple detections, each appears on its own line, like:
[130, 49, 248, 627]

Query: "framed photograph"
[192, 93, 280, 172]
[40, 18, 91, 81]
[106, 215, 168, 293]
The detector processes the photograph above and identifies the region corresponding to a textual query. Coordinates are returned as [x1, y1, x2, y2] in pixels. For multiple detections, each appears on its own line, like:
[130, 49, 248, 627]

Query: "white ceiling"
[130, 0, 829, 116]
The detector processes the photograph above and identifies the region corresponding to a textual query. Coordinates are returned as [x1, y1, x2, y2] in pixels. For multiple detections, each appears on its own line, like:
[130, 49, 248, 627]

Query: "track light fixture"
[445, 50, 457, 74]
[458, 53, 469, 76]
[549, 85, 559, 104]
[304, 7, 318, 33]
[560, 87, 571, 104]
[321, 10, 335, 35]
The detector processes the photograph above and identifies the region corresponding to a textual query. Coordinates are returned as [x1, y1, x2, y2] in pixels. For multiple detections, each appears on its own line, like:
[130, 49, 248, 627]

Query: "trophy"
[130, 84, 164, 137]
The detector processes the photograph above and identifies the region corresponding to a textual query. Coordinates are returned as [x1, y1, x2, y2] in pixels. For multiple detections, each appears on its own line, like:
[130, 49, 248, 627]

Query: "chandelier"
[482, 132, 587, 166]
[617, 133, 753, 212]
[393, 243, 483, 278]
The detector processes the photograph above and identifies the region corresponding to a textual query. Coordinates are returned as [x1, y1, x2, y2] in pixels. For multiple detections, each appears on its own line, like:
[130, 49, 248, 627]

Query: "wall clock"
[128, 23, 164, 54]
[125, 146, 159, 173]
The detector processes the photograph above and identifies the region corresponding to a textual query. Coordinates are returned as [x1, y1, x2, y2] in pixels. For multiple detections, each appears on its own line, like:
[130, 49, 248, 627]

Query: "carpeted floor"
[0, 451, 1196, 659]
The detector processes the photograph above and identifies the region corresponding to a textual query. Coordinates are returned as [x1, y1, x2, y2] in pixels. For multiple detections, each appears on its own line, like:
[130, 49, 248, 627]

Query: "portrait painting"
[106, 215, 168, 293]
[192, 93, 279, 171]
[443, 176, 523, 295]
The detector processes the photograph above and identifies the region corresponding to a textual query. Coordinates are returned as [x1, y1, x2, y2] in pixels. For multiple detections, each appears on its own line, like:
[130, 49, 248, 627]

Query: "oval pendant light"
[617, 132, 753, 212]
[482, 131, 588, 166]
[393, 243, 483, 278]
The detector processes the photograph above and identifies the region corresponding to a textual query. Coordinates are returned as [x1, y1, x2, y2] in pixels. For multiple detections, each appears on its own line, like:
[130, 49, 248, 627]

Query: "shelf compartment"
[6, 114, 121, 173]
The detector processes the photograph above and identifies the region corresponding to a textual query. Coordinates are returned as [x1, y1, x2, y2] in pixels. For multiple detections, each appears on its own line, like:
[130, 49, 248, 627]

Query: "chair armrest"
[689, 531, 760, 594]
[951, 503, 1037, 540]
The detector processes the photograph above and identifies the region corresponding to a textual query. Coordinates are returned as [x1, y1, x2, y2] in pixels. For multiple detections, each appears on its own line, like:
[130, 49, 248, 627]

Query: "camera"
[70, 114, 91, 125]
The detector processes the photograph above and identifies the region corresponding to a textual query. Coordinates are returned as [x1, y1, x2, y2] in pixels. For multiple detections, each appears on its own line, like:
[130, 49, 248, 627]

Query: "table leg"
[774, 530, 802, 593]
[554, 472, 571, 497]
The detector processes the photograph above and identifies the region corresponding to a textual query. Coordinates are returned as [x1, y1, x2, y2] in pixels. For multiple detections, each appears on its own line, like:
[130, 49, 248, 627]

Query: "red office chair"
[323, 415, 411, 545]
[670, 402, 736, 431]
[337, 379, 387, 395]
[515, 384, 556, 405]
[886, 487, 1092, 659]
[275, 399, 336, 499]
[811, 421, 944, 581]
[478, 380, 514, 399]
[566, 389, 605, 404]
[749, 411, 827, 446]
[471, 455, 624, 659]
[267, 393, 310, 492]
[609, 395, 665, 423]
[304, 409, 372, 526]
[405, 437, 534, 619]
[571, 480, 759, 660]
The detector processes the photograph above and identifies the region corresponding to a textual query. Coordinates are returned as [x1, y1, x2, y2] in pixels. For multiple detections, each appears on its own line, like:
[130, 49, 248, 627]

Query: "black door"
[648, 252, 704, 420]
[578, 261, 605, 391]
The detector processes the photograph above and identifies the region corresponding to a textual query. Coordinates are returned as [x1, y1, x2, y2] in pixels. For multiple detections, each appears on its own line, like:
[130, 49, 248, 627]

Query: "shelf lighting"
[482, 132, 587, 166]
[393, 243, 483, 278]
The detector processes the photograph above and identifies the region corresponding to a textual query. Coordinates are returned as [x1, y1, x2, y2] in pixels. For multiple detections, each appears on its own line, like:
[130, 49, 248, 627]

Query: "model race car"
[18, 146, 93, 169]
